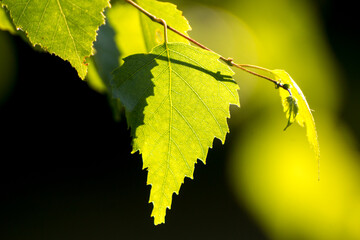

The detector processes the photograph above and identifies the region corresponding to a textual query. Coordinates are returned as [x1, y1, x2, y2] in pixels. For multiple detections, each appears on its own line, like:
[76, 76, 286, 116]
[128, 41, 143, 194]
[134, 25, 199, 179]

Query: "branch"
[124, 0, 292, 94]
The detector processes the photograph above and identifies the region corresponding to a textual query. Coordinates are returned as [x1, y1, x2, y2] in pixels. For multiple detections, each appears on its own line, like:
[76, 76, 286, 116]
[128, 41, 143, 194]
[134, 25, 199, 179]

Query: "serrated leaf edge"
[1, 1, 111, 79]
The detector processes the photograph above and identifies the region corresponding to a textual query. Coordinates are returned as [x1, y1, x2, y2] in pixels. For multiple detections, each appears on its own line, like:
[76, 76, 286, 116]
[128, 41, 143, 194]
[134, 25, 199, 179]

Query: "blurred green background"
[1, 0, 359, 239]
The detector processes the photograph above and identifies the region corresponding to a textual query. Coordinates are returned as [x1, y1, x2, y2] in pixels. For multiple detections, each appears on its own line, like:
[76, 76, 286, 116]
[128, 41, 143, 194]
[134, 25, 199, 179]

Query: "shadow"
[92, 14, 123, 120]
[111, 54, 158, 137]
[92, 16, 121, 86]
[156, 55, 236, 83]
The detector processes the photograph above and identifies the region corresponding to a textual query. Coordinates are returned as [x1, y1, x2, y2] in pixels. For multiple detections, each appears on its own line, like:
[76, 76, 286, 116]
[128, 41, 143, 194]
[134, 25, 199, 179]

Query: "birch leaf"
[2, 0, 110, 79]
[112, 42, 239, 224]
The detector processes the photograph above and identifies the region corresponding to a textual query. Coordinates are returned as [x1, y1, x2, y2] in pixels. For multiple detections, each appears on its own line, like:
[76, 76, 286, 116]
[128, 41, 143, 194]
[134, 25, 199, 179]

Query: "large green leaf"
[112, 42, 239, 224]
[2, 0, 110, 79]
[86, 0, 191, 120]
[273, 70, 320, 166]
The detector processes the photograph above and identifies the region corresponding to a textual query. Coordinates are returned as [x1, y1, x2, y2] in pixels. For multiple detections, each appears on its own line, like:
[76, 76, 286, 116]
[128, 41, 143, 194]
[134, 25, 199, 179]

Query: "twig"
[124, 0, 291, 94]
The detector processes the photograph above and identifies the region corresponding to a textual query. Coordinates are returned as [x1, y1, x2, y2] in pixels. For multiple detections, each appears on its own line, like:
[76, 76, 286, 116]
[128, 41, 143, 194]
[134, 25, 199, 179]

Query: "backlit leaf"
[2, 0, 110, 79]
[112, 42, 239, 224]
[107, 3, 147, 64]
[272, 69, 320, 162]
[86, 0, 191, 119]
[106, 0, 191, 62]
[136, 0, 191, 51]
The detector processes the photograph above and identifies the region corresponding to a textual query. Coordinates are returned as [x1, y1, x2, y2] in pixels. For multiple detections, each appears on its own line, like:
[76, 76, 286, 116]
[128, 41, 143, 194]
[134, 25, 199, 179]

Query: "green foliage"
[107, 3, 146, 62]
[2, 0, 110, 79]
[87, 0, 191, 121]
[136, 0, 191, 50]
[1, 0, 319, 225]
[106, 0, 190, 61]
[112, 42, 239, 224]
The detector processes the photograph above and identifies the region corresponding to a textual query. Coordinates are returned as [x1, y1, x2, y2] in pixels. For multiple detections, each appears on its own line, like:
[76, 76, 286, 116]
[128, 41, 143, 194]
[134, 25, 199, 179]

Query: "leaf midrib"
[34, 0, 51, 37]
[161, 42, 173, 212]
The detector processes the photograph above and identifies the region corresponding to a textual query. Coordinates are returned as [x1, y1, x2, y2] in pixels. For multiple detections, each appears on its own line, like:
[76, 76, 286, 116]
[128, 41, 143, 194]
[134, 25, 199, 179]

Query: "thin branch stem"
[236, 64, 271, 72]
[157, 18, 168, 44]
[124, 0, 291, 94]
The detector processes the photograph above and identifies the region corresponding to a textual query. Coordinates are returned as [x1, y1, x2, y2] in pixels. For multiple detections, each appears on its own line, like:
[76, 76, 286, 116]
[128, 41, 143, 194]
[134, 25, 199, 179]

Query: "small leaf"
[2, 0, 110, 79]
[112, 43, 239, 224]
[272, 69, 320, 160]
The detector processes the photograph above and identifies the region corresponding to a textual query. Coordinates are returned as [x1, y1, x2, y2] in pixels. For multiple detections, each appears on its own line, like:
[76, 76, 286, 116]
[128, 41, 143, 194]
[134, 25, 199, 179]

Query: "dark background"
[0, 0, 359, 239]
[0, 23, 266, 240]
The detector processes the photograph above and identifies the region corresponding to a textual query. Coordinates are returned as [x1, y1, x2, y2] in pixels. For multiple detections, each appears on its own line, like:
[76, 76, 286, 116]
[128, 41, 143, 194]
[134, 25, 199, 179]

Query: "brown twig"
[124, 0, 291, 94]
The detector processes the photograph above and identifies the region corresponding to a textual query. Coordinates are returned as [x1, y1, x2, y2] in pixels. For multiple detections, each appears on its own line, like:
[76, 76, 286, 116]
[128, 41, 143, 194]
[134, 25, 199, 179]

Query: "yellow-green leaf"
[136, 0, 191, 51]
[112, 42, 239, 224]
[2, 0, 110, 79]
[272, 69, 320, 161]
[106, 0, 191, 62]
[0, 5, 15, 34]
[107, 3, 147, 64]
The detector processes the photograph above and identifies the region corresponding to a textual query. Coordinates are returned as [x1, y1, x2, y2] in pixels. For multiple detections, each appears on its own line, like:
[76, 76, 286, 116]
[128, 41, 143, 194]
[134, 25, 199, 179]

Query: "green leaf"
[272, 69, 320, 160]
[106, 0, 191, 62]
[112, 42, 239, 224]
[85, 10, 124, 121]
[136, 0, 191, 51]
[92, 14, 120, 86]
[86, 0, 191, 120]
[2, 0, 110, 79]
[106, 3, 147, 61]
[0, 5, 16, 34]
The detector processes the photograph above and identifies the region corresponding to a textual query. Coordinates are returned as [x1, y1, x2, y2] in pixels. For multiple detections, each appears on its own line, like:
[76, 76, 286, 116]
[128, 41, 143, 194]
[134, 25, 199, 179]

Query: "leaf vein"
[172, 106, 205, 159]
[170, 137, 192, 173]
[49, 13, 61, 50]
[119, 49, 167, 86]
[34, 0, 51, 38]
[62, 0, 99, 21]
[56, 0, 82, 70]
[132, 65, 170, 114]
[171, 69, 224, 136]
[16, 0, 31, 25]
[170, 48, 237, 100]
